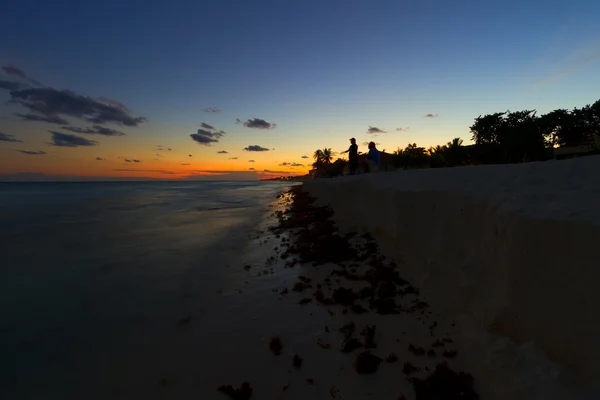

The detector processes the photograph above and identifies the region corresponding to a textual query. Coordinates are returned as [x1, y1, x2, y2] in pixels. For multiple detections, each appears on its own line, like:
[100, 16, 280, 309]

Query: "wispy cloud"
[425, 114, 439, 118]
[217, 150, 228, 154]
[291, 162, 304, 167]
[0, 132, 23, 142]
[244, 145, 269, 152]
[188, 154, 192, 157]
[241, 118, 277, 129]
[16, 150, 46, 155]
[228, 157, 238, 160]
[60, 125, 126, 136]
[16, 113, 68, 124]
[535, 37, 600, 88]
[113, 169, 176, 175]
[301, 155, 309, 159]
[248, 160, 255, 162]
[96, 157, 105, 161]
[249, 167, 255, 170]
[396, 126, 410, 132]
[181, 163, 190, 166]
[0, 81, 26, 91]
[204, 107, 221, 113]
[367, 126, 386, 134]
[1, 64, 27, 79]
[48, 131, 97, 147]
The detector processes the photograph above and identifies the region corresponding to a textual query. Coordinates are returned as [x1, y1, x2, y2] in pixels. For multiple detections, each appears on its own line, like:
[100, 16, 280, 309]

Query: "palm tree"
[321, 148, 333, 165]
[447, 138, 464, 149]
[313, 149, 324, 168]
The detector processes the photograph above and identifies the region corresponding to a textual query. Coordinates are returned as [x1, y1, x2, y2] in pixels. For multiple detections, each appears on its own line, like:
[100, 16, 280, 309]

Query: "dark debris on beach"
[266, 186, 478, 399]
[218, 381, 253, 400]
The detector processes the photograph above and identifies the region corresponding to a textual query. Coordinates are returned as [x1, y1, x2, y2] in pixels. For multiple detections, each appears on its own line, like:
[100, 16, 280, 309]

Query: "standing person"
[341, 138, 358, 175]
[365, 141, 381, 172]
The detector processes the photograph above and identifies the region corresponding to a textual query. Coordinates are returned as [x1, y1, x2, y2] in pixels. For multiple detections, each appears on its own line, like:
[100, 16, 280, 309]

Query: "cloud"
[243, 145, 269, 152]
[262, 169, 290, 174]
[168, 148, 172, 151]
[362, 141, 380, 146]
[217, 150, 228, 154]
[8, 87, 146, 126]
[249, 167, 255, 170]
[188, 154, 192, 157]
[367, 126, 386, 134]
[301, 155, 309, 159]
[125, 159, 132, 162]
[16, 113, 69, 124]
[60, 125, 126, 136]
[290, 162, 304, 167]
[96, 157, 105, 161]
[228, 157, 238, 160]
[535, 37, 600, 88]
[235, 118, 242, 124]
[205, 107, 221, 113]
[16, 150, 46, 155]
[190, 123, 226, 145]
[242, 118, 276, 129]
[48, 131, 98, 147]
[157, 145, 163, 148]
[248, 160, 255, 162]
[133, 159, 141, 163]
[113, 169, 176, 175]
[396, 127, 410, 132]
[0, 132, 23, 142]
[0, 80, 26, 91]
[2, 64, 26, 79]
[425, 114, 439, 118]
[181, 163, 190, 165]
[279, 162, 290, 166]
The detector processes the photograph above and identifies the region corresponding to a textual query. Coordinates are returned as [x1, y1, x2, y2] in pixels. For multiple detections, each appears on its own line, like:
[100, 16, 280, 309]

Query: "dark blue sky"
[1, 0, 599, 178]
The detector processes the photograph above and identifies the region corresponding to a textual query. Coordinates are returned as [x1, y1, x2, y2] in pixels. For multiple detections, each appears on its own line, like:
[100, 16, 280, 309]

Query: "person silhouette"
[341, 138, 358, 175]
[365, 141, 381, 172]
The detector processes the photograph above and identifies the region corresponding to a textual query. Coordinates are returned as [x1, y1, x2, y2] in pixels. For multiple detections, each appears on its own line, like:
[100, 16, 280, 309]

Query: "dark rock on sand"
[360, 325, 377, 348]
[355, 351, 382, 374]
[269, 336, 283, 355]
[443, 350, 458, 358]
[411, 362, 478, 399]
[402, 362, 420, 375]
[293, 354, 303, 368]
[332, 287, 358, 306]
[408, 344, 425, 356]
[341, 337, 363, 353]
[339, 321, 356, 337]
[217, 381, 253, 399]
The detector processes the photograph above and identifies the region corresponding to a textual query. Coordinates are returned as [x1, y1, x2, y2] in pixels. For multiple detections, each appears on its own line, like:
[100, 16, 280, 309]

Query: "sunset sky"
[1, 0, 600, 180]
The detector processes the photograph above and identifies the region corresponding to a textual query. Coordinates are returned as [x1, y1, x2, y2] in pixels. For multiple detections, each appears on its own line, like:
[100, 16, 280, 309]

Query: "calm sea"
[0, 180, 294, 398]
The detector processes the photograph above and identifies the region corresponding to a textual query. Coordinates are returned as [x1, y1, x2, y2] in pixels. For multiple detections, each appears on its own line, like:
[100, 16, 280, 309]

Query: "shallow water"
[0, 180, 294, 398]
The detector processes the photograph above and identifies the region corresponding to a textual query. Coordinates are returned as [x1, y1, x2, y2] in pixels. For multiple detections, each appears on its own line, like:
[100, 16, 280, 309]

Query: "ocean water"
[0, 180, 294, 399]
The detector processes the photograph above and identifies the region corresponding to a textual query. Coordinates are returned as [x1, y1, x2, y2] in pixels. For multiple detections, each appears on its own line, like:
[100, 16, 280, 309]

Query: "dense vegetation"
[312, 99, 600, 177]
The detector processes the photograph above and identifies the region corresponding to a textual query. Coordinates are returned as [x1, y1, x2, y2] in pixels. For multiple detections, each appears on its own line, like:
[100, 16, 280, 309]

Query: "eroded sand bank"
[303, 156, 600, 399]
